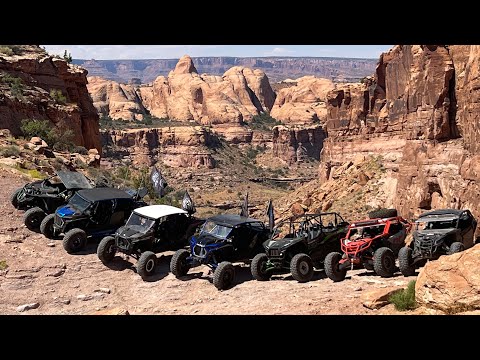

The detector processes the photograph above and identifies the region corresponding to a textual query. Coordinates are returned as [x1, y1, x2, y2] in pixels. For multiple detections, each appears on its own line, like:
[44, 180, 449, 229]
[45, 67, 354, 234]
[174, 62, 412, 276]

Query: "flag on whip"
[240, 192, 249, 217]
[182, 190, 196, 214]
[150, 166, 168, 197]
[266, 199, 275, 232]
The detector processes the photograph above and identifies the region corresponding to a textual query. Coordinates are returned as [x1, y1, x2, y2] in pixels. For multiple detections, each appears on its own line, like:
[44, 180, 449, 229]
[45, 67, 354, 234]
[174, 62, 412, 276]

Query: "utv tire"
[449, 242, 465, 254]
[24, 207, 46, 231]
[40, 213, 56, 239]
[290, 253, 314, 283]
[373, 247, 396, 277]
[170, 249, 190, 277]
[251, 253, 272, 281]
[10, 188, 22, 209]
[137, 251, 157, 279]
[398, 246, 415, 276]
[368, 208, 397, 219]
[324, 252, 347, 282]
[97, 236, 116, 264]
[213, 261, 235, 290]
[63, 228, 87, 254]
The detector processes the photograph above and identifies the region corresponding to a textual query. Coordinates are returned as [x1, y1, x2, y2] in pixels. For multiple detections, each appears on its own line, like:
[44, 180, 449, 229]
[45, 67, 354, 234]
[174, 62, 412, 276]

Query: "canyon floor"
[0, 167, 420, 315]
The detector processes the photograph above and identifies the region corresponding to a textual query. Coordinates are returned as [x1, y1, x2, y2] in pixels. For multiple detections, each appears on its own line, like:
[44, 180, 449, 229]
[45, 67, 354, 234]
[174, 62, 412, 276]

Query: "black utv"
[41, 187, 147, 254]
[97, 204, 204, 280]
[10, 171, 95, 231]
[251, 212, 349, 283]
[398, 209, 477, 276]
[170, 214, 270, 290]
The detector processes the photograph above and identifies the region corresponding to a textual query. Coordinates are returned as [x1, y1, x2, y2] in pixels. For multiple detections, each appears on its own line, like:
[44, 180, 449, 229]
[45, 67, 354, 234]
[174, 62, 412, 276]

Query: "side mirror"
[137, 187, 148, 200]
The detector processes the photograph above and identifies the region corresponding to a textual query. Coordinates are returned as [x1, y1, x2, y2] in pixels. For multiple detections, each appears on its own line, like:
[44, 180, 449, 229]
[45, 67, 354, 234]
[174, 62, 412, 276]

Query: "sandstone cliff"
[87, 76, 147, 121]
[140, 56, 276, 125]
[272, 125, 326, 164]
[101, 126, 219, 168]
[0, 45, 101, 152]
[270, 76, 335, 125]
[321, 45, 480, 222]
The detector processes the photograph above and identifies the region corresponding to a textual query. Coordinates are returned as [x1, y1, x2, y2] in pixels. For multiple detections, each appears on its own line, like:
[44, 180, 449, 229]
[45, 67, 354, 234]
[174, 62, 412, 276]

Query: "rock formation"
[321, 45, 480, 221]
[270, 76, 335, 125]
[416, 244, 480, 313]
[0, 45, 101, 152]
[101, 126, 219, 168]
[138, 56, 276, 126]
[87, 76, 147, 121]
[272, 125, 326, 164]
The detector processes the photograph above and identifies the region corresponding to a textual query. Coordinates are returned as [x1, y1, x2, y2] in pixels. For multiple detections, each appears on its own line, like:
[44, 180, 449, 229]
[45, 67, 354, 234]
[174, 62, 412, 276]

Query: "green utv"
[251, 212, 349, 283]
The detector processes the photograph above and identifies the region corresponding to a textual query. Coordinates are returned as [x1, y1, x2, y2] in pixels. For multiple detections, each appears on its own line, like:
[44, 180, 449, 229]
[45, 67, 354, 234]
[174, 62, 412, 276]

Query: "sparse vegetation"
[0, 46, 13, 56]
[99, 114, 189, 130]
[63, 50, 72, 64]
[389, 280, 417, 311]
[72, 146, 88, 155]
[0, 145, 20, 157]
[20, 119, 75, 151]
[50, 89, 67, 104]
[0, 72, 25, 100]
[248, 113, 282, 131]
[0, 260, 8, 270]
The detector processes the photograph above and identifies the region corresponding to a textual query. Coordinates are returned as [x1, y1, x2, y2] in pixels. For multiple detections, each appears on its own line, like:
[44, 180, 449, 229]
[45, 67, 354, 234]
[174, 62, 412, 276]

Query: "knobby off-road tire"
[324, 252, 347, 282]
[373, 247, 396, 277]
[24, 207, 46, 231]
[97, 236, 116, 264]
[251, 253, 272, 281]
[10, 188, 22, 209]
[449, 242, 465, 254]
[40, 213, 56, 239]
[63, 228, 87, 254]
[213, 261, 235, 290]
[398, 246, 415, 276]
[170, 249, 190, 277]
[368, 208, 398, 219]
[137, 251, 157, 279]
[290, 253, 314, 283]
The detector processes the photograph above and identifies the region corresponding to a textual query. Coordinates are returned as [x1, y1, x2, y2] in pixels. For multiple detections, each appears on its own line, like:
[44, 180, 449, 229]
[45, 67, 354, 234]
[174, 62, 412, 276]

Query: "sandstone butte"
[0, 45, 101, 153]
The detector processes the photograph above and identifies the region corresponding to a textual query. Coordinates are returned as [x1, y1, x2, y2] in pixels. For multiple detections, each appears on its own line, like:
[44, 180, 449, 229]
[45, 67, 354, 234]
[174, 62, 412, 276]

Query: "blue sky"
[43, 45, 392, 60]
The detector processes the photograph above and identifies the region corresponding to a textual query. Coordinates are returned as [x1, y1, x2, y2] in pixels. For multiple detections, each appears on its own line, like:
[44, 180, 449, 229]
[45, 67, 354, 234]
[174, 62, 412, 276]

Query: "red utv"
[324, 211, 412, 282]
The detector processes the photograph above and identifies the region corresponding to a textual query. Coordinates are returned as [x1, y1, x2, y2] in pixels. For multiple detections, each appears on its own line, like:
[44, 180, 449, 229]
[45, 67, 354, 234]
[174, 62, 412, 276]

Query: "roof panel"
[134, 205, 187, 219]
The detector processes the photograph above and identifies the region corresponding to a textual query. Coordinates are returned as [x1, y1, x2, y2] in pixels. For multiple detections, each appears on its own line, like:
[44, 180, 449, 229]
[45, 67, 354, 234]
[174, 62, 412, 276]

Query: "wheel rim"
[224, 269, 233, 285]
[146, 259, 155, 272]
[72, 235, 83, 250]
[259, 259, 268, 274]
[383, 255, 393, 270]
[299, 260, 310, 275]
[107, 243, 115, 255]
[29, 215, 41, 228]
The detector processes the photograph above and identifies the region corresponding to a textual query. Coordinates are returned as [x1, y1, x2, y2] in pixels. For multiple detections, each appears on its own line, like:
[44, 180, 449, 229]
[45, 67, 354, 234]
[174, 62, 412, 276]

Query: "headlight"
[343, 239, 350, 245]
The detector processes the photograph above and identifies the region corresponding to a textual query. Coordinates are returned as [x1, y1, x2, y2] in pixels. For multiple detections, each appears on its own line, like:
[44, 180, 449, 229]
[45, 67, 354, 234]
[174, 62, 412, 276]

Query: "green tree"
[63, 50, 72, 64]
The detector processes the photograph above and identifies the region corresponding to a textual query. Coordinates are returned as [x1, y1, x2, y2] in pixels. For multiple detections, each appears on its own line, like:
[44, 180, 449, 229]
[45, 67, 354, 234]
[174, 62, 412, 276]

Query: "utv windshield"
[348, 225, 385, 239]
[201, 220, 233, 239]
[126, 212, 156, 232]
[416, 219, 457, 230]
[68, 193, 92, 212]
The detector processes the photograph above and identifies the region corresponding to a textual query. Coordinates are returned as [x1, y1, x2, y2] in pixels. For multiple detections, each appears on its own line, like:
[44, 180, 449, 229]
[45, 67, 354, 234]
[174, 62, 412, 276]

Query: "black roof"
[77, 188, 132, 202]
[418, 209, 464, 218]
[208, 214, 263, 227]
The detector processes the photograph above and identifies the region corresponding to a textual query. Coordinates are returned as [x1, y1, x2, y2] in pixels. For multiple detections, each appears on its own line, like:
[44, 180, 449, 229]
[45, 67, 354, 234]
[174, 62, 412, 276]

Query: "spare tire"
[368, 208, 398, 219]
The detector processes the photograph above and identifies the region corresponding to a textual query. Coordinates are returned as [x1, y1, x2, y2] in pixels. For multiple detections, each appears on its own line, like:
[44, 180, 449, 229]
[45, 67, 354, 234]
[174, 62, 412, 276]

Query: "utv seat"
[308, 225, 322, 240]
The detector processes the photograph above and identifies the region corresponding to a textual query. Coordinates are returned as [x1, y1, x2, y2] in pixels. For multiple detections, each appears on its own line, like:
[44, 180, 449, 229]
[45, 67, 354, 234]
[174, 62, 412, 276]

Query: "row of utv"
[11, 171, 479, 290]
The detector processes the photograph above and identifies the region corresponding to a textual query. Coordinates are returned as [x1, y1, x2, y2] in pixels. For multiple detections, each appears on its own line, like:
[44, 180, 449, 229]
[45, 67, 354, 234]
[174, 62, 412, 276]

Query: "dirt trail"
[0, 168, 417, 315]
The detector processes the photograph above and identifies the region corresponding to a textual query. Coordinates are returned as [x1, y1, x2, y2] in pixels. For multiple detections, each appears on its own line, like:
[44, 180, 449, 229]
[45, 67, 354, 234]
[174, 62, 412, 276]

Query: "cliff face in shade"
[101, 126, 219, 168]
[0, 45, 101, 152]
[321, 45, 480, 222]
[272, 125, 326, 164]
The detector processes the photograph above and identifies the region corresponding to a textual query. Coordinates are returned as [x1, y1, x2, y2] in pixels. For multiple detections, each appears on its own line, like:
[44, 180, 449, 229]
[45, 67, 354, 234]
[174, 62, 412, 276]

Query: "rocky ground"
[0, 167, 422, 315]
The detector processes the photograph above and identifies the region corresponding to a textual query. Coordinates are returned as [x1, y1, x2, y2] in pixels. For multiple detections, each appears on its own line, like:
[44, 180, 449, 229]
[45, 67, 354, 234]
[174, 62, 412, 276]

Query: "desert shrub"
[246, 147, 259, 160]
[0, 260, 8, 270]
[249, 113, 282, 131]
[63, 50, 72, 64]
[1, 72, 25, 100]
[227, 189, 233, 193]
[0, 46, 13, 56]
[50, 89, 67, 104]
[0, 145, 20, 157]
[20, 119, 74, 151]
[389, 280, 417, 311]
[72, 146, 88, 155]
